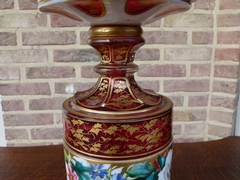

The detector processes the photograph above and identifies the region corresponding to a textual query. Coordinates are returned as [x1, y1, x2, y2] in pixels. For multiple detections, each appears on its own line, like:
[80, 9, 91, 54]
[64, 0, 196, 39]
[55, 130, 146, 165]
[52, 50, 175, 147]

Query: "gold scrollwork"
[112, 44, 132, 62]
[94, 45, 111, 62]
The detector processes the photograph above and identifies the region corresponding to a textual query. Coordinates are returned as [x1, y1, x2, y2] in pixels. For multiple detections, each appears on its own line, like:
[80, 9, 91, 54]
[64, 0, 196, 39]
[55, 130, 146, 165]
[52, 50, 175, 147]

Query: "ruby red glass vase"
[38, 0, 194, 179]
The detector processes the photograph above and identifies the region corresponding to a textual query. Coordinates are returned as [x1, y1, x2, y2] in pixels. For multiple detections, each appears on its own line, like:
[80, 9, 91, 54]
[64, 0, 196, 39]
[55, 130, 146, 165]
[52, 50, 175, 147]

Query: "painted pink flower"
[67, 163, 79, 180]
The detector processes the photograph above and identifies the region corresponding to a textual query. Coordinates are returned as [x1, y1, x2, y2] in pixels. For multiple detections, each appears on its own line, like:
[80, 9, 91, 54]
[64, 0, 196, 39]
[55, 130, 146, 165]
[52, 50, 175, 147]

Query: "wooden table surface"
[0, 136, 240, 180]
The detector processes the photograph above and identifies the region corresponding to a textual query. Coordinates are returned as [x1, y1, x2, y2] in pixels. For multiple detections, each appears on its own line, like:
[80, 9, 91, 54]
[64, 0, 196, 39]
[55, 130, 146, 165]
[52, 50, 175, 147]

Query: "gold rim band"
[64, 138, 172, 160]
[63, 96, 172, 121]
[89, 26, 143, 36]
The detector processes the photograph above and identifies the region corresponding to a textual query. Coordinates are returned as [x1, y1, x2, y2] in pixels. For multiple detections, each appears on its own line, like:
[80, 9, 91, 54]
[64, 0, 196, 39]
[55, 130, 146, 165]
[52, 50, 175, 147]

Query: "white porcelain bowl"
[38, 0, 194, 26]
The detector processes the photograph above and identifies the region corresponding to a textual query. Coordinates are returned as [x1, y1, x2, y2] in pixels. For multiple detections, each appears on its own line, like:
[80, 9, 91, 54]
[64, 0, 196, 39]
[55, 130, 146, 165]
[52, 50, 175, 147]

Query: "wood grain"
[171, 136, 240, 180]
[0, 145, 66, 180]
[0, 136, 239, 180]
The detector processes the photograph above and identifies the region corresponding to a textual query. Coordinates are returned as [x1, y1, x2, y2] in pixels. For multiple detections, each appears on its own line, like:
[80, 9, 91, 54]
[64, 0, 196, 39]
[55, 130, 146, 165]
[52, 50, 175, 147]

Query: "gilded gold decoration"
[129, 75, 161, 103]
[37, 0, 196, 178]
[76, 78, 109, 108]
[75, 77, 154, 110]
[93, 45, 111, 62]
[106, 79, 143, 110]
[89, 26, 143, 36]
[64, 96, 172, 121]
[64, 141, 173, 173]
[114, 80, 127, 93]
[64, 110, 172, 159]
[112, 44, 132, 62]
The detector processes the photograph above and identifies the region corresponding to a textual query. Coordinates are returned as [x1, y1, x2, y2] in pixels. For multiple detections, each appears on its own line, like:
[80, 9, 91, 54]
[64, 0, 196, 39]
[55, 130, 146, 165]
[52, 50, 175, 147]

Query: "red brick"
[184, 123, 205, 135]
[80, 31, 89, 45]
[164, 80, 209, 92]
[2, 100, 25, 111]
[213, 81, 237, 94]
[164, 14, 213, 28]
[190, 64, 211, 77]
[135, 48, 160, 61]
[209, 110, 234, 124]
[4, 114, 54, 126]
[0, 32, 16, 45]
[143, 31, 187, 44]
[22, 31, 76, 45]
[192, 31, 213, 44]
[173, 111, 192, 121]
[137, 80, 160, 93]
[55, 113, 63, 125]
[138, 64, 186, 77]
[164, 48, 212, 61]
[29, 97, 66, 110]
[217, 31, 240, 44]
[214, 65, 239, 79]
[0, 13, 46, 28]
[168, 96, 184, 107]
[0, 49, 48, 63]
[55, 82, 95, 94]
[31, 128, 63, 140]
[26, 66, 75, 79]
[53, 49, 99, 62]
[19, 0, 37, 9]
[0, 0, 14, 9]
[172, 124, 182, 135]
[194, 0, 215, 10]
[0, 83, 50, 95]
[173, 109, 206, 121]
[143, 20, 160, 27]
[208, 125, 232, 137]
[191, 109, 207, 121]
[215, 48, 240, 62]
[220, 0, 240, 10]
[5, 129, 28, 140]
[211, 96, 236, 110]
[188, 95, 209, 107]
[50, 14, 87, 27]
[81, 65, 99, 78]
[217, 13, 240, 27]
[0, 66, 20, 80]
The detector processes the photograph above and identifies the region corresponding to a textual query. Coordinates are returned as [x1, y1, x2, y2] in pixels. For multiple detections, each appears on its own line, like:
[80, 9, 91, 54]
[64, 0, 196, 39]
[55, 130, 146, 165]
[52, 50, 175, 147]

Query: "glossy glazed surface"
[38, 0, 193, 25]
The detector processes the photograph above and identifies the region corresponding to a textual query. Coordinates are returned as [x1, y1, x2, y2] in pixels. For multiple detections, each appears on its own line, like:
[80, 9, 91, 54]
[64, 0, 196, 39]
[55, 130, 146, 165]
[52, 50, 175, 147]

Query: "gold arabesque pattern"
[64, 112, 172, 159]
[75, 77, 162, 110]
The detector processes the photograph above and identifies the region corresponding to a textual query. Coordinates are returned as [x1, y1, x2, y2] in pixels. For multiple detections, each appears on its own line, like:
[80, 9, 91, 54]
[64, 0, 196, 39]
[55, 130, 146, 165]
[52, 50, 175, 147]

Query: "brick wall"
[0, 0, 239, 146]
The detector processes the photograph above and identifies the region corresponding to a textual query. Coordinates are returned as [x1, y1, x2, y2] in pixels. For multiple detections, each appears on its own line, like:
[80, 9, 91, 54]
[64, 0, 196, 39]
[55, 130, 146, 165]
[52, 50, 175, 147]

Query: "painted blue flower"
[111, 173, 127, 180]
[90, 164, 108, 179]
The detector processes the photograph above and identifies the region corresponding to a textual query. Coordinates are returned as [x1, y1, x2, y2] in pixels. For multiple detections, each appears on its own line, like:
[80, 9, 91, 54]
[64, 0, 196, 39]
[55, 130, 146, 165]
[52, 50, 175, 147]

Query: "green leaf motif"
[146, 171, 159, 180]
[71, 161, 92, 180]
[125, 162, 157, 179]
[158, 155, 167, 170]
[64, 149, 70, 163]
